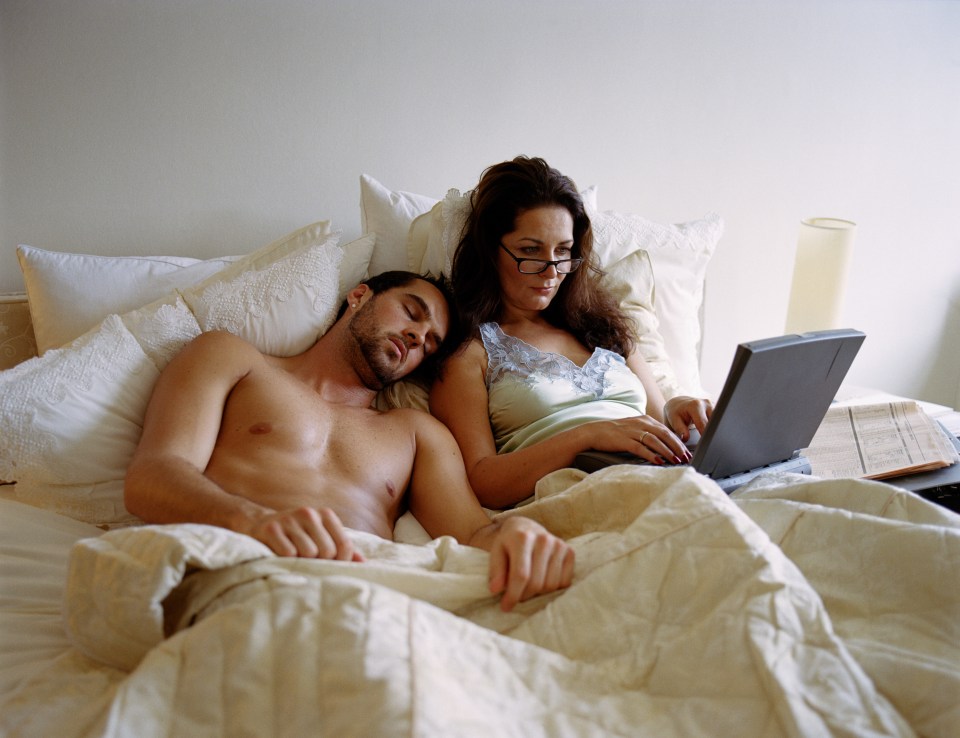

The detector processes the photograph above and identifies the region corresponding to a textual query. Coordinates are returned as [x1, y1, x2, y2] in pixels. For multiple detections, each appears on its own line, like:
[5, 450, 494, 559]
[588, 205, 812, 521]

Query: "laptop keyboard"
[919, 484, 960, 514]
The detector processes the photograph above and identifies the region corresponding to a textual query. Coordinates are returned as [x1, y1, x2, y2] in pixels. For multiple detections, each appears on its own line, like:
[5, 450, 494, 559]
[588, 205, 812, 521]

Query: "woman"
[430, 156, 713, 508]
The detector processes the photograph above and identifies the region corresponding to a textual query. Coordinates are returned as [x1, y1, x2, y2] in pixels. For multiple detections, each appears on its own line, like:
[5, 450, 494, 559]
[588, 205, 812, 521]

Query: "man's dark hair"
[338, 270, 463, 384]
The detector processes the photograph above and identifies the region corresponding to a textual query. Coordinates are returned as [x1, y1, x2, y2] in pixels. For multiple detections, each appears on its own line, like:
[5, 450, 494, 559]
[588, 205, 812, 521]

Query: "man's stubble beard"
[348, 299, 403, 391]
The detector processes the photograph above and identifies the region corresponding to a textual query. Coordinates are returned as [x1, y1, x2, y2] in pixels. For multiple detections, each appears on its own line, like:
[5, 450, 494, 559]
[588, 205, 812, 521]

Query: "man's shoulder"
[187, 330, 261, 355]
[171, 331, 266, 374]
[377, 404, 432, 422]
[378, 405, 446, 433]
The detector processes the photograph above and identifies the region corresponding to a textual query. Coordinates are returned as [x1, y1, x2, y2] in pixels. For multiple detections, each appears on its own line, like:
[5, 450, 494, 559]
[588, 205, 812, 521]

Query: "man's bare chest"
[216, 368, 414, 469]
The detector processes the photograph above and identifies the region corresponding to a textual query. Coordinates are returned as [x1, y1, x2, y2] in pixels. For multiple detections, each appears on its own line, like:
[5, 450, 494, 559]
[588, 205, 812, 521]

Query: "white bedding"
[2, 467, 957, 737]
[0, 499, 105, 696]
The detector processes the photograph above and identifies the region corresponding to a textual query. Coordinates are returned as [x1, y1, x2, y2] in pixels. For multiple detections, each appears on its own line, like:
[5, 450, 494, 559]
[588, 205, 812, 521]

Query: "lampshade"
[784, 218, 856, 334]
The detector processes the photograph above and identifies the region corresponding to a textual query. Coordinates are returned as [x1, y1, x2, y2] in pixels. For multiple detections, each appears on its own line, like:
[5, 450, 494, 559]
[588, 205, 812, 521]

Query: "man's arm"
[406, 412, 575, 611]
[125, 331, 361, 560]
[126, 332, 256, 524]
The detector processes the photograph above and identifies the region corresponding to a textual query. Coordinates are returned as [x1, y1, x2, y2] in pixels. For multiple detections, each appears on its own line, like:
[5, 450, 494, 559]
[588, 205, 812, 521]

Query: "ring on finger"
[640, 431, 649, 445]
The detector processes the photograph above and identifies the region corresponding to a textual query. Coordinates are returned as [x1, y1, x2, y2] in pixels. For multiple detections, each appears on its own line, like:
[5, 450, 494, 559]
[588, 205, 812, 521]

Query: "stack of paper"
[803, 401, 960, 481]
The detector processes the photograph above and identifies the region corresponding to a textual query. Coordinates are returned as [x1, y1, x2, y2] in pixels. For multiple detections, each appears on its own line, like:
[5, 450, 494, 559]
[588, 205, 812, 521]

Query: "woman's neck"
[497, 307, 553, 332]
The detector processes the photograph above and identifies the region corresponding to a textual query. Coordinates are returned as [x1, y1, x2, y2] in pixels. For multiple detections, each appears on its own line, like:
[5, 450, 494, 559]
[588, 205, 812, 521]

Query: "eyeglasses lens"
[518, 259, 581, 274]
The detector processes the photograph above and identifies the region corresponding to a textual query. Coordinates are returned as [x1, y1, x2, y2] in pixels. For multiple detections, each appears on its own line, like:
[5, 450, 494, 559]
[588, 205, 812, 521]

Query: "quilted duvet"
[2, 465, 958, 737]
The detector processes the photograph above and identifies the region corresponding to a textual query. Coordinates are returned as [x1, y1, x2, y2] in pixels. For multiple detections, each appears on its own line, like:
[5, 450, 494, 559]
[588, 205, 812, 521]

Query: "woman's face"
[496, 205, 575, 316]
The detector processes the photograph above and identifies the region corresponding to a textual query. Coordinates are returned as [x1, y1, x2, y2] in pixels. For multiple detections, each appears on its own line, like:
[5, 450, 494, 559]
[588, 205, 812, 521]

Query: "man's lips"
[388, 336, 407, 361]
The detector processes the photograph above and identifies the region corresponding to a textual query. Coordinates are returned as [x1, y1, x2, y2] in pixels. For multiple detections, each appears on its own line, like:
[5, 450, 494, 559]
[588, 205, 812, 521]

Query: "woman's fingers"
[629, 420, 691, 464]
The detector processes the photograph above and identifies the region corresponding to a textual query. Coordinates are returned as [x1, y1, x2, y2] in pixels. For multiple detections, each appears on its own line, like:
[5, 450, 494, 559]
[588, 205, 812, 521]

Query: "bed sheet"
[0, 497, 105, 696]
[2, 468, 958, 737]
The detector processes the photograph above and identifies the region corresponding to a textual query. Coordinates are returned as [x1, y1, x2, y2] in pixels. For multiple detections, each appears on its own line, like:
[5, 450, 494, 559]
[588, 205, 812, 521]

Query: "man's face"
[348, 280, 450, 390]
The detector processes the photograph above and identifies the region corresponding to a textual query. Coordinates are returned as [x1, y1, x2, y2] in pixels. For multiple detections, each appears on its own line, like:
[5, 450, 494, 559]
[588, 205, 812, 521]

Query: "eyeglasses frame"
[498, 243, 584, 275]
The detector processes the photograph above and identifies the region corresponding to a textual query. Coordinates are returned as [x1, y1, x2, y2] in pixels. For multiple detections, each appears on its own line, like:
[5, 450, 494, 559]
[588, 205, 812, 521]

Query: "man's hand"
[246, 506, 365, 562]
[485, 516, 575, 612]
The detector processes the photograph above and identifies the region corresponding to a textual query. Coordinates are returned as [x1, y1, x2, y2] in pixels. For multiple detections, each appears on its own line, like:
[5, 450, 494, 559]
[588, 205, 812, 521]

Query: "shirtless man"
[124, 271, 574, 611]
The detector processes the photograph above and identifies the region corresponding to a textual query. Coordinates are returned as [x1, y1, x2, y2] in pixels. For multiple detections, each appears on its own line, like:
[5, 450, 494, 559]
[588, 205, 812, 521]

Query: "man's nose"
[405, 325, 425, 346]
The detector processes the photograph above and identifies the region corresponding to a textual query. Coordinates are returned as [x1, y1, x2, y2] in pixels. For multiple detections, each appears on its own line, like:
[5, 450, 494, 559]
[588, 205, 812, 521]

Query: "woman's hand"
[663, 396, 713, 442]
[581, 415, 692, 465]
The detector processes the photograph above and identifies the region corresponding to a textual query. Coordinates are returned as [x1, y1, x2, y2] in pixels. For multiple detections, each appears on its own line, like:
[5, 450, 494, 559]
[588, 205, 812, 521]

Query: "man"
[125, 271, 574, 612]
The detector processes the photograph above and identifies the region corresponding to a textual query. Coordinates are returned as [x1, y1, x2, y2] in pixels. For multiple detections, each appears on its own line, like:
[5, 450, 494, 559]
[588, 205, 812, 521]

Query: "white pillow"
[18, 246, 244, 354]
[0, 314, 160, 489]
[118, 294, 205, 370]
[0, 225, 370, 526]
[589, 208, 723, 398]
[360, 174, 439, 276]
[113, 232, 374, 370]
[180, 223, 345, 357]
[339, 233, 377, 298]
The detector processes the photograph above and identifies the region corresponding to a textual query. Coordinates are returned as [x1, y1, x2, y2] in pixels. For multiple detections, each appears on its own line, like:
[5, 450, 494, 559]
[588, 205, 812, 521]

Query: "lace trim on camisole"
[480, 322, 624, 399]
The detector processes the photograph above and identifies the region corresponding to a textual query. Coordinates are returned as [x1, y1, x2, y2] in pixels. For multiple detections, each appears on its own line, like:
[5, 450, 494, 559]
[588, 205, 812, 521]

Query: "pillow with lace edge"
[0, 225, 378, 526]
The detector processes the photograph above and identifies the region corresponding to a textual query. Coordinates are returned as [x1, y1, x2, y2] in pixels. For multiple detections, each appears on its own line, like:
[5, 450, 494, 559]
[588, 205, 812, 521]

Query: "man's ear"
[345, 284, 372, 310]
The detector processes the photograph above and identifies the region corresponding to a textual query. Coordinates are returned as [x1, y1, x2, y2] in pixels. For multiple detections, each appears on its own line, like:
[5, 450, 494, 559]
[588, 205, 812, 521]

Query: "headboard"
[0, 295, 37, 370]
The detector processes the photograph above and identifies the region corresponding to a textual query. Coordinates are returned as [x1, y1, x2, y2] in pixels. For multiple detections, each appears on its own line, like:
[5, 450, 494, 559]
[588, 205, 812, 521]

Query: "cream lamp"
[784, 218, 857, 334]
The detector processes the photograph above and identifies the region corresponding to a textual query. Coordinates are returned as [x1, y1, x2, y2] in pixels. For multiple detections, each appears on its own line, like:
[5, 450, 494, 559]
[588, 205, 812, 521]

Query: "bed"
[1, 176, 958, 737]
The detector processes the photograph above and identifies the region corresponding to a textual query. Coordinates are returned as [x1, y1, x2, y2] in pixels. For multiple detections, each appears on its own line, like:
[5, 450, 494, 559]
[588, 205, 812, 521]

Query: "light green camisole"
[480, 322, 648, 454]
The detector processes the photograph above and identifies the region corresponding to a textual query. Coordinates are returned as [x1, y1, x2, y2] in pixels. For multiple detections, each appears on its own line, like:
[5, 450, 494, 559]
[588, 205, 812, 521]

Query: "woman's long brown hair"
[450, 156, 637, 356]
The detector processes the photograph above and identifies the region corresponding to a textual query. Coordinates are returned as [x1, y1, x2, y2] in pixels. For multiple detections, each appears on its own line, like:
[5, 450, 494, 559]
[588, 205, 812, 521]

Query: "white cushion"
[17, 246, 244, 354]
[0, 225, 375, 526]
[589, 208, 723, 398]
[407, 192, 476, 279]
[0, 314, 161, 489]
[339, 233, 377, 298]
[359, 174, 439, 276]
[179, 223, 344, 357]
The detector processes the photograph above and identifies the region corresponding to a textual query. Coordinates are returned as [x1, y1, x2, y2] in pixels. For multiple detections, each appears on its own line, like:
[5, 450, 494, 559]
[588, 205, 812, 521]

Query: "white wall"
[2, 0, 958, 406]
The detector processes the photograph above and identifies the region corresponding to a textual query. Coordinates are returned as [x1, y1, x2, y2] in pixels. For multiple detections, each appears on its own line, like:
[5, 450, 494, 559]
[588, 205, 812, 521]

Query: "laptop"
[574, 328, 867, 493]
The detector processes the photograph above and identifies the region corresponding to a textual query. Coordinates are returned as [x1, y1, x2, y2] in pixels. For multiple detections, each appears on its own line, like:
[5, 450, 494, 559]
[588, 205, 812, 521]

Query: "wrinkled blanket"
[2, 466, 959, 737]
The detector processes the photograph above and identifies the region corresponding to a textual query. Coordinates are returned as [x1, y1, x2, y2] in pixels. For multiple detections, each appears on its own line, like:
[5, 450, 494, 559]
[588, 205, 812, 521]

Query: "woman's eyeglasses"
[499, 243, 583, 274]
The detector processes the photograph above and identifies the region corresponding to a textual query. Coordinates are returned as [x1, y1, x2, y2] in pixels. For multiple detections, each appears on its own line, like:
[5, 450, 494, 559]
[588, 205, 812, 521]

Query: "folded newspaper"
[802, 401, 960, 480]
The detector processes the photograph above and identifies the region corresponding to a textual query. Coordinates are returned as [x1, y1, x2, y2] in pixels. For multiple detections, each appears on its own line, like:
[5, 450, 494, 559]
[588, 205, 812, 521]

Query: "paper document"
[803, 401, 960, 480]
